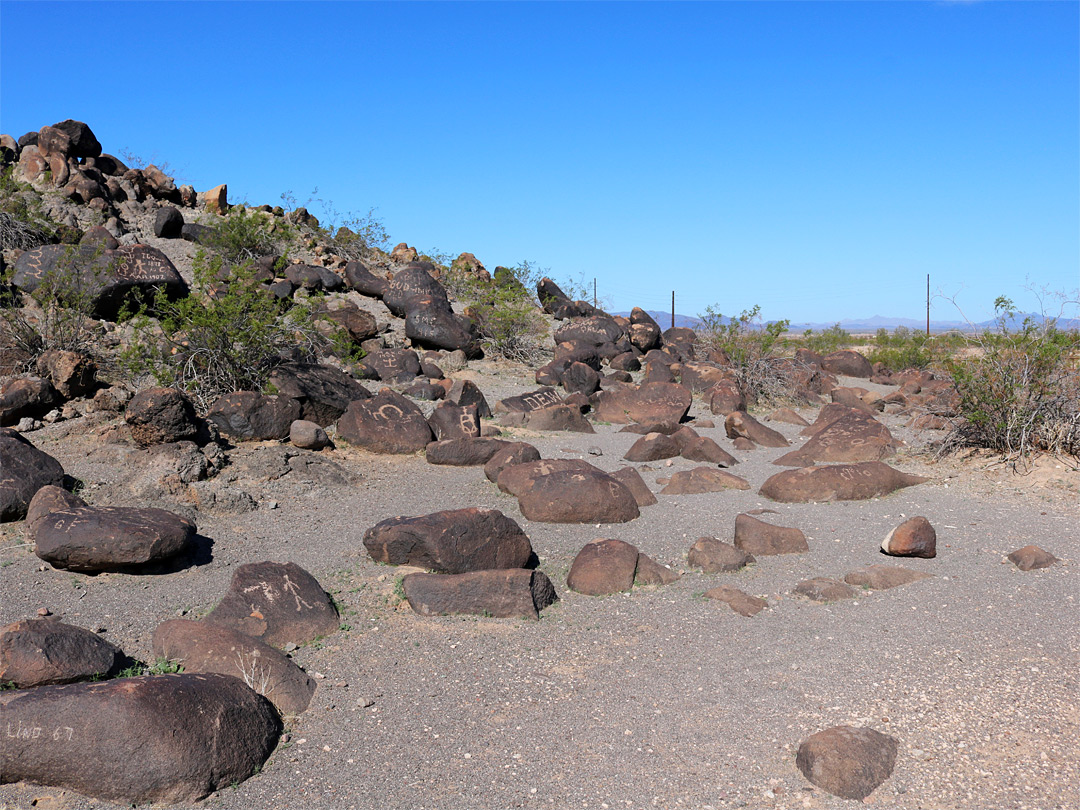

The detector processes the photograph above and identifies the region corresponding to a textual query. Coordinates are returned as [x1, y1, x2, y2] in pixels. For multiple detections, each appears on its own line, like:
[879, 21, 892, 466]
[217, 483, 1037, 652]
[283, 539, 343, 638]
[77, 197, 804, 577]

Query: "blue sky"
[2, 1, 1077, 324]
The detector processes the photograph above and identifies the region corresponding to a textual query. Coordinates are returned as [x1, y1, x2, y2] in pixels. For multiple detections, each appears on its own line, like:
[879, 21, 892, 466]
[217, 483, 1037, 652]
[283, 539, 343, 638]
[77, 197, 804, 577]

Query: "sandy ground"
[1, 373, 1077, 810]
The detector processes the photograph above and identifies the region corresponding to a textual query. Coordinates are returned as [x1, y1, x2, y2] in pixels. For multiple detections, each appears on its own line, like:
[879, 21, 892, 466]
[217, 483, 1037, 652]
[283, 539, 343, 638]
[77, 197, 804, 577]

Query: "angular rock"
[522, 403, 595, 433]
[445, 378, 492, 418]
[708, 381, 747, 416]
[704, 586, 768, 617]
[49, 120, 102, 158]
[561, 361, 601, 396]
[881, 516, 937, 558]
[680, 435, 738, 467]
[360, 348, 422, 383]
[153, 206, 184, 238]
[831, 386, 883, 414]
[152, 620, 316, 716]
[760, 462, 928, 503]
[609, 466, 658, 507]
[268, 362, 370, 427]
[402, 569, 557, 620]
[125, 387, 201, 447]
[733, 513, 809, 556]
[495, 387, 563, 414]
[609, 352, 641, 372]
[591, 382, 692, 425]
[660, 467, 751, 495]
[483, 443, 542, 483]
[206, 392, 301, 441]
[428, 402, 480, 440]
[363, 508, 533, 574]
[1006, 545, 1059, 571]
[205, 561, 339, 647]
[624, 432, 681, 462]
[725, 411, 789, 447]
[517, 469, 640, 524]
[566, 539, 639, 595]
[426, 437, 512, 466]
[0, 619, 124, 688]
[35, 350, 96, 400]
[337, 388, 433, 453]
[687, 537, 754, 573]
[0, 673, 280, 804]
[793, 577, 858, 602]
[405, 305, 480, 356]
[628, 308, 661, 351]
[767, 407, 810, 426]
[344, 261, 388, 298]
[634, 553, 680, 585]
[320, 300, 378, 343]
[0, 377, 59, 426]
[796, 725, 898, 800]
[843, 565, 933, 590]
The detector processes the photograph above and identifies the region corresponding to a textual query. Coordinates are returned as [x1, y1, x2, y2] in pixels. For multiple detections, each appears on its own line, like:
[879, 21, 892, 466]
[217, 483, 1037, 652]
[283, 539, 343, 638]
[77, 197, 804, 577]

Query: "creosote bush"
[206, 207, 290, 265]
[695, 304, 796, 404]
[800, 322, 851, 354]
[453, 261, 549, 364]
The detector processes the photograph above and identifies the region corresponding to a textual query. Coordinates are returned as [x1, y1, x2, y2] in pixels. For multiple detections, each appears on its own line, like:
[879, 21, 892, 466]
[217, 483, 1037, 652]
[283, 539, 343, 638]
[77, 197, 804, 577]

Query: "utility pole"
[926, 274, 930, 336]
[593, 278, 597, 310]
[671, 291, 675, 330]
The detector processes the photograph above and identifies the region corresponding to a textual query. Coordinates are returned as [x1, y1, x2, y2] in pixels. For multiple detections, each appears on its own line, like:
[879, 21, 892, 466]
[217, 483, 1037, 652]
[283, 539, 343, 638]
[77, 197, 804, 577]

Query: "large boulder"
[881, 516, 937, 558]
[796, 725, 898, 800]
[428, 402, 480, 440]
[591, 382, 692, 425]
[125, 387, 202, 447]
[759, 462, 928, 503]
[687, 537, 754, 573]
[566, 539, 639, 595]
[344, 261, 388, 298]
[363, 508, 534, 574]
[733, 513, 809, 555]
[496, 459, 602, 496]
[337, 388, 433, 453]
[0, 619, 124, 688]
[820, 350, 873, 379]
[0, 377, 60, 426]
[47, 120, 102, 158]
[402, 569, 557, 620]
[553, 316, 623, 346]
[516, 469, 640, 524]
[628, 308, 661, 352]
[360, 348, 422, 384]
[776, 405, 895, 465]
[405, 305, 481, 356]
[425, 437, 512, 466]
[445, 379, 492, 418]
[382, 264, 450, 317]
[495, 387, 563, 414]
[483, 442, 542, 483]
[724, 411, 789, 448]
[267, 362, 370, 427]
[152, 620, 316, 716]
[0, 674, 281, 804]
[35, 349, 97, 400]
[624, 432, 681, 462]
[206, 392, 301, 441]
[204, 561, 339, 648]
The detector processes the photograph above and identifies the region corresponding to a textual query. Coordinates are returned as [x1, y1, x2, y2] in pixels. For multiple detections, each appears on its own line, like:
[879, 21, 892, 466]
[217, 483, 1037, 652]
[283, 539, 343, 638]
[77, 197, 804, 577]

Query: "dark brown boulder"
[843, 565, 933, 590]
[125, 387, 201, 447]
[767, 407, 811, 426]
[445, 379, 492, 418]
[704, 586, 768, 617]
[206, 392, 301, 441]
[0, 429, 66, 521]
[628, 308, 661, 351]
[405, 305, 480, 356]
[517, 469, 640, 524]
[687, 537, 754, 573]
[1006, 545, 1059, 571]
[344, 260, 388, 298]
[678, 363, 732, 394]
[793, 577, 858, 602]
[495, 387, 562, 414]
[483, 442, 542, 483]
[881, 516, 937, 558]
[830, 385, 883, 414]
[383, 264, 450, 317]
[609, 352, 641, 372]
[153, 206, 184, 238]
[426, 437, 512, 466]
[49, 120, 102, 158]
[337, 388, 433, 453]
[25, 485, 84, 534]
[760, 462, 928, 503]
[320, 300, 379, 344]
[363, 508, 533, 573]
[402, 569, 557, 620]
[428, 402, 480, 440]
[562, 361, 601, 395]
[553, 316, 624, 346]
[0, 376, 59, 426]
[725, 411, 789, 447]
[591, 382, 692, 425]
[624, 432, 681, 462]
[0, 619, 123, 688]
[707, 380, 748, 417]
[360, 348, 422, 383]
[821, 350, 873, 379]
[609, 466, 658, 507]
[619, 420, 681, 435]
[35, 350, 96, 400]
[733, 436, 756, 452]
[0, 673, 280, 804]
[204, 561, 339, 648]
[796, 725, 898, 800]
[634, 553, 680, 585]
[152, 620, 316, 716]
[680, 435, 739, 467]
[496, 458, 603, 496]
[268, 362, 370, 426]
[566, 539, 639, 595]
[776, 407, 895, 465]
[660, 467, 750, 495]
[520, 403, 595, 433]
[733, 513, 809, 556]
[32, 506, 197, 573]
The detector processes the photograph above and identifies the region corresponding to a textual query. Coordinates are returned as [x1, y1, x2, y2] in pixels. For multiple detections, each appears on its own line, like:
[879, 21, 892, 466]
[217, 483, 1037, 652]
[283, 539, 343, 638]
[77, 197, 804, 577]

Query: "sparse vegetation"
[450, 260, 549, 364]
[695, 304, 795, 404]
[800, 322, 851, 354]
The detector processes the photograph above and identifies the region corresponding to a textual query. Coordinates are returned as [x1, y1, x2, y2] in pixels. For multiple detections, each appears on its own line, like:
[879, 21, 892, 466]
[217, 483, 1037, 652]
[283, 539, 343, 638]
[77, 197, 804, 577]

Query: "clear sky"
[2, 1, 1077, 324]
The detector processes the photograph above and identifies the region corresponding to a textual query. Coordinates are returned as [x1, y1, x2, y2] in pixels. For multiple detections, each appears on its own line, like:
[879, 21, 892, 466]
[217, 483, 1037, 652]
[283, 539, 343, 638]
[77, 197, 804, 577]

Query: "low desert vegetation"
[695, 304, 796, 404]
[451, 260, 549, 364]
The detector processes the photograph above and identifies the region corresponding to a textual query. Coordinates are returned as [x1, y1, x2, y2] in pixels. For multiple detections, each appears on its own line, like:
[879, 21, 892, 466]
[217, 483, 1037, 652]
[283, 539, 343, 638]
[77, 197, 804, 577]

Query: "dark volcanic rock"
[760, 462, 928, 503]
[337, 388, 434, 453]
[520, 404, 595, 433]
[125, 388, 201, 447]
[268, 362, 370, 427]
[35, 349, 97, 400]
[609, 466, 658, 507]
[566, 539, 639, 595]
[634, 553, 680, 585]
[383, 264, 449, 317]
[496, 459, 603, 496]
[0, 673, 281, 804]
[0, 430, 66, 522]
[360, 348, 422, 384]
[623, 432, 681, 462]
[204, 561, 339, 647]
[687, 537, 754, 573]
[796, 725, 898, 800]
[820, 350, 873, 379]
[445, 379, 492, 418]
[363, 508, 533, 574]
[0, 377, 60, 426]
[426, 437, 512, 466]
[483, 442, 542, 483]
[660, 467, 751, 495]
[153, 206, 184, 238]
[733, 513, 809, 556]
[495, 387, 563, 414]
[517, 469, 640, 524]
[680, 435, 739, 467]
[553, 316, 624, 346]
[206, 392, 301, 441]
[405, 305, 480, 356]
[881, 516, 937, 558]
[776, 405, 895, 465]
[402, 569, 557, 620]
[344, 261, 388, 298]
[725, 410, 789, 447]
[428, 402, 480, 440]
[591, 382, 692, 425]
[0, 619, 123, 687]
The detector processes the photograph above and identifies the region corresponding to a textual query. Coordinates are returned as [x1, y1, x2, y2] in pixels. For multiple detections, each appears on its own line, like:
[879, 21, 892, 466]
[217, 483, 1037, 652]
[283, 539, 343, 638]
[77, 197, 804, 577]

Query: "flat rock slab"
[725, 411, 789, 447]
[567, 539, 640, 595]
[337, 388, 433, 453]
[496, 459, 603, 496]
[591, 382, 692, 425]
[363, 508, 534, 574]
[733, 513, 809, 556]
[1007, 545, 1059, 571]
[495, 387, 562, 414]
[843, 565, 934, 590]
[153, 619, 316, 716]
[793, 577, 858, 602]
[0, 619, 124, 688]
[660, 467, 751, 495]
[704, 586, 768, 617]
[32, 506, 196, 573]
[517, 469, 640, 524]
[0, 673, 280, 804]
[402, 569, 558, 620]
[767, 407, 810, 426]
[426, 437, 512, 466]
[205, 561, 339, 648]
[759, 462, 928, 503]
[796, 725, 898, 800]
[0, 428, 65, 522]
[881, 516, 937, 558]
[687, 537, 754, 573]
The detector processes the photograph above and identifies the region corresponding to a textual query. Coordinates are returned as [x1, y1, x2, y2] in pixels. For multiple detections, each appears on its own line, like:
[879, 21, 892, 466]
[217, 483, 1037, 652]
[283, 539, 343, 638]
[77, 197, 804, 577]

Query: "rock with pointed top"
[1006, 545, 1059, 571]
[725, 411, 789, 447]
[796, 725, 898, 800]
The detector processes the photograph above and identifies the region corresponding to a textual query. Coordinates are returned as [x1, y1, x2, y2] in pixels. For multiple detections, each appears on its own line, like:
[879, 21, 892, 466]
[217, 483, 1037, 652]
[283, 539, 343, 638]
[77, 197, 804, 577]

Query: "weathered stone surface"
[725, 411, 789, 447]
[268, 362, 370, 426]
[624, 432, 681, 462]
[402, 569, 557, 620]
[609, 466, 658, 507]
[522, 404, 595, 433]
[428, 402, 480, 440]
[32, 506, 197, 573]
[0, 619, 123, 688]
[733, 436, 756, 452]
[708, 381, 747, 416]
[206, 392, 301, 440]
[553, 316, 624, 347]
[405, 305, 480, 356]
[344, 261, 388, 298]
[591, 382, 692, 425]
[777, 406, 895, 465]
[1006, 545, 1059, 571]
[0, 673, 280, 804]
[495, 387, 562, 414]
[361, 348, 422, 383]
[517, 469, 640, 524]
[733, 513, 809, 556]
[562, 361, 601, 395]
[363, 508, 533, 574]
[760, 462, 928, 503]
[289, 419, 329, 450]
[843, 565, 933, 590]
[25, 485, 84, 534]
[483, 443, 542, 483]
[0, 377, 59, 426]
[153, 206, 184, 238]
[152, 620, 316, 716]
[49, 119, 102, 158]
[125, 387, 201, 447]
[660, 467, 751, 495]
[821, 350, 873, 379]
[205, 561, 339, 647]
[426, 437, 512, 466]
[767, 407, 811, 426]
[35, 350, 96, 400]
[796, 725, 898, 800]
[831, 386, 883, 414]
[881, 516, 937, 558]
[496, 459, 602, 496]
[383, 264, 450, 317]
[567, 539, 639, 595]
[704, 586, 768, 617]
[445, 379, 492, 418]
[320, 300, 379, 344]
[609, 351, 641, 372]
[634, 553, 680, 585]
[680, 435, 739, 467]
[337, 388, 433, 453]
[793, 577, 858, 602]
[687, 537, 754, 573]
[627, 308, 661, 351]
[619, 420, 681, 435]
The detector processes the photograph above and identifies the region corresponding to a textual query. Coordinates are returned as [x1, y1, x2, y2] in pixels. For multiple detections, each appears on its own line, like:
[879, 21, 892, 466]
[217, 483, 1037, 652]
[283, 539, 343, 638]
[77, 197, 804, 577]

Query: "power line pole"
[671, 291, 675, 330]
[593, 278, 597, 310]
[926, 274, 930, 336]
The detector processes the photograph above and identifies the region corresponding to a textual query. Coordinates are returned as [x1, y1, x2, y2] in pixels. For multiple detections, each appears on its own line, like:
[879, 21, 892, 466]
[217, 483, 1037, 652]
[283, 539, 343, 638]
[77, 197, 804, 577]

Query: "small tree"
[695, 304, 793, 404]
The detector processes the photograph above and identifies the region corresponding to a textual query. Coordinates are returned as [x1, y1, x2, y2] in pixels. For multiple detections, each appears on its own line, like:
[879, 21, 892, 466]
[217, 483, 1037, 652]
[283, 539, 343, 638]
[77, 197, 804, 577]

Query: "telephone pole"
[671, 291, 675, 330]
[926, 274, 930, 336]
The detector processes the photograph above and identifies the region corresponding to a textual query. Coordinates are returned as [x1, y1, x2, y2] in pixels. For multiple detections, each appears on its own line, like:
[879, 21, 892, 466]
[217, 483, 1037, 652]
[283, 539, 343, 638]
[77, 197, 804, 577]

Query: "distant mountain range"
[614, 311, 1080, 334]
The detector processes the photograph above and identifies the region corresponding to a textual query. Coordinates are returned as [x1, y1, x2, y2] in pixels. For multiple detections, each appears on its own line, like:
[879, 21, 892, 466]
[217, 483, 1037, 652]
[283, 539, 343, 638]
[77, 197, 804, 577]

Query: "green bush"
[695, 304, 794, 403]
[206, 207, 290, 265]
[801, 322, 851, 354]
[454, 262, 548, 364]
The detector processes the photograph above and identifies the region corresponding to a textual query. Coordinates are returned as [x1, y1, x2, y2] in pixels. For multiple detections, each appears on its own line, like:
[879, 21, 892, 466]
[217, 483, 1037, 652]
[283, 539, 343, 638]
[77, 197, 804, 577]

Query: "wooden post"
[593, 278, 597, 309]
[926, 274, 930, 336]
[671, 291, 675, 330]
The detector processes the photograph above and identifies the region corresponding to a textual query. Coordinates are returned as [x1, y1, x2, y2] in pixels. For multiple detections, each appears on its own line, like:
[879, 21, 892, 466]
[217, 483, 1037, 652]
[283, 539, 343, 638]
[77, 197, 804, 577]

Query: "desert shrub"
[695, 304, 795, 403]
[941, 298, 1080, 459]
[280, 189, 390, 261]
[0, 166, 59, 250]
[453, 261, 549, 364]
[120, 251, 327, 411]
[801, 322, 851, 354]
[205, 207, 290, 265]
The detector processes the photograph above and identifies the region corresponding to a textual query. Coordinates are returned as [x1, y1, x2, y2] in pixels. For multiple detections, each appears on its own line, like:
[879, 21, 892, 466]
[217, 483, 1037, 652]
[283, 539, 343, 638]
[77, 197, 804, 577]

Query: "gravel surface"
[2, 374, 1077, 810]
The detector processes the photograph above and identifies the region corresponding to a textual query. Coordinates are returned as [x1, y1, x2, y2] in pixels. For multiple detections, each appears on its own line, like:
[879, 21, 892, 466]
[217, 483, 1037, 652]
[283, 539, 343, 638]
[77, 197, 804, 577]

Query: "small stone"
[1006, 545, 1059, 571]
[268, 501, 279, 510]
[587, 446, 603, 456]
[283, 642, 298, 652]
[36, 608, 51, 617]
